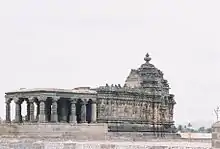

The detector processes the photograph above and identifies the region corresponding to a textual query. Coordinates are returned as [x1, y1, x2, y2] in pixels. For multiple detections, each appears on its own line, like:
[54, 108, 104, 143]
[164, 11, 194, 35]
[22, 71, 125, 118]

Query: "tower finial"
[144, 53, 151, 63]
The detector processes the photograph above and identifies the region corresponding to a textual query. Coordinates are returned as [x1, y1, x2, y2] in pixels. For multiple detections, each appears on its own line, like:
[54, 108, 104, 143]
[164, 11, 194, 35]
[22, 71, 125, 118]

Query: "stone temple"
[4, 53, 176, 136]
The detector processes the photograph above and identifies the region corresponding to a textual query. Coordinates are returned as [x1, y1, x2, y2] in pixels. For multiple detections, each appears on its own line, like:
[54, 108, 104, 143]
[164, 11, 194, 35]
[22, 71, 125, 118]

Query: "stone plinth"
[0, 123, 108, 140]
[0, 123, 212, 149]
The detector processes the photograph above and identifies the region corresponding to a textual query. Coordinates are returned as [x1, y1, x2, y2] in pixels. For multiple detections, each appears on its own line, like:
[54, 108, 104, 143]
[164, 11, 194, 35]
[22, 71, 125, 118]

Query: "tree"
[206, 128, 212, 133]
[186, 123, 195, 132]
[198, 127, 205, 132]
[214, 106, 220, 121]
[187, 123, 192, 128]
[177, 125, 183, 132]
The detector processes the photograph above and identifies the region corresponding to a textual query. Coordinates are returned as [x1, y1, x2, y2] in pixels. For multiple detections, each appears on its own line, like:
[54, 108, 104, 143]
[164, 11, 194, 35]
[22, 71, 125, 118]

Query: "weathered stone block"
[213, 133, 218, 139]
[214, 140, 220, 148]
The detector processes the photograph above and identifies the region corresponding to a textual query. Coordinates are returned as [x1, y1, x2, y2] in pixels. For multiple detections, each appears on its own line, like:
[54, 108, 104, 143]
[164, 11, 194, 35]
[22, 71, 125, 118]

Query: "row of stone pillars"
[5, 96, 97, 124]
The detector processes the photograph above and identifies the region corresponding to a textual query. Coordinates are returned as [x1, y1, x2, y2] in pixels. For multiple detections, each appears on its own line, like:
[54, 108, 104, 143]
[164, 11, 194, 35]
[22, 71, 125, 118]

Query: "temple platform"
[0, 123, 181, 141]
[0, 123, 108, 140]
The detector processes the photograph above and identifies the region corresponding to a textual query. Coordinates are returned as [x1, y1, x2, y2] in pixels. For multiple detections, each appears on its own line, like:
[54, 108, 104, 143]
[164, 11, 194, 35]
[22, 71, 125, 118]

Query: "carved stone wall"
[97, 97, 154, 123]
[96, 83, 176, 133]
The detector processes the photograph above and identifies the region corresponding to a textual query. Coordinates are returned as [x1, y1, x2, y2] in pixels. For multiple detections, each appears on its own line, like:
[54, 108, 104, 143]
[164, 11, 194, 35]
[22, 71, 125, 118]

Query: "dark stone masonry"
[4, 53, 176, 136]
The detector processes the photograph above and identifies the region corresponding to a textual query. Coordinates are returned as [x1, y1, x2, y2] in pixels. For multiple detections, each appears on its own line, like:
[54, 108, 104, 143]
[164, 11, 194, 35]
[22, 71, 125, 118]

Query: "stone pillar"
[29, 97, 35, 122]
[26, 101, 30, 121]
[36, 102, 40, 121]
[5, 101, 11, 123]
[29, 102, 35, 122]
[80, 99, 87, 123]
[38, 96, 47, 123]
[45, 100, 51, 122]
[91, 100, 97, 123]
[15, 100, 21, 123]
[69, 98, 77, 123]
[51, 97, 59, 123]
[60, 100, 68, 122]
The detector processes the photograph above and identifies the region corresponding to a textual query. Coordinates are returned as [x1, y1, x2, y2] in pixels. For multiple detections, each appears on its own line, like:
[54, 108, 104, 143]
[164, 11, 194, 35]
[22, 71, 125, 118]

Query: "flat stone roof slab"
[5, 88, 97, 94]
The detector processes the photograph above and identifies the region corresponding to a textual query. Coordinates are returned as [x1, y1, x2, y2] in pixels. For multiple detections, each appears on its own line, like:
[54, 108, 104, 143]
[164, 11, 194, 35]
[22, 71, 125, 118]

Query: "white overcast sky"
[0, 0, 219, 125]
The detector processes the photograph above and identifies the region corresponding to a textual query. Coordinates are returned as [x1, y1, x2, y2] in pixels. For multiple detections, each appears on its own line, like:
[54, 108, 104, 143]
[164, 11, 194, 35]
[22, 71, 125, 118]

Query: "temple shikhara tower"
[4, 53, 176, 136]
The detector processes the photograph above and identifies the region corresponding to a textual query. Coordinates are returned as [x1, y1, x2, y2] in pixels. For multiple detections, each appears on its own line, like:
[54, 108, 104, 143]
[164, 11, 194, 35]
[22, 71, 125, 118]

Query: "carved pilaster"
[157, 103, 161, 123]
[51, 97, 59, 122]
[99, 99, 105, 118]
[91, 100, 97, 123]
[96, 100, 101, 119]
[153, 102, 158, 124]
[149, 102, 154, 123]
[140, 102, 145, 120]
[69, 98, 77, 123]
[170, 104, 174, 122]
[80, 99, 87, 123]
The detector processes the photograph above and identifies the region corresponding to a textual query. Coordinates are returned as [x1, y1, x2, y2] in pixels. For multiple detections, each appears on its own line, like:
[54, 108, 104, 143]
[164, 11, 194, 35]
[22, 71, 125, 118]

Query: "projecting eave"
[5, 88, 97, 95]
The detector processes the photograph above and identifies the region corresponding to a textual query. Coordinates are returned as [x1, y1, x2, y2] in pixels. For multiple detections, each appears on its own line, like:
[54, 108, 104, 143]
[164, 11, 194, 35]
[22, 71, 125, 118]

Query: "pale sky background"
[0, 0, 219, 127]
